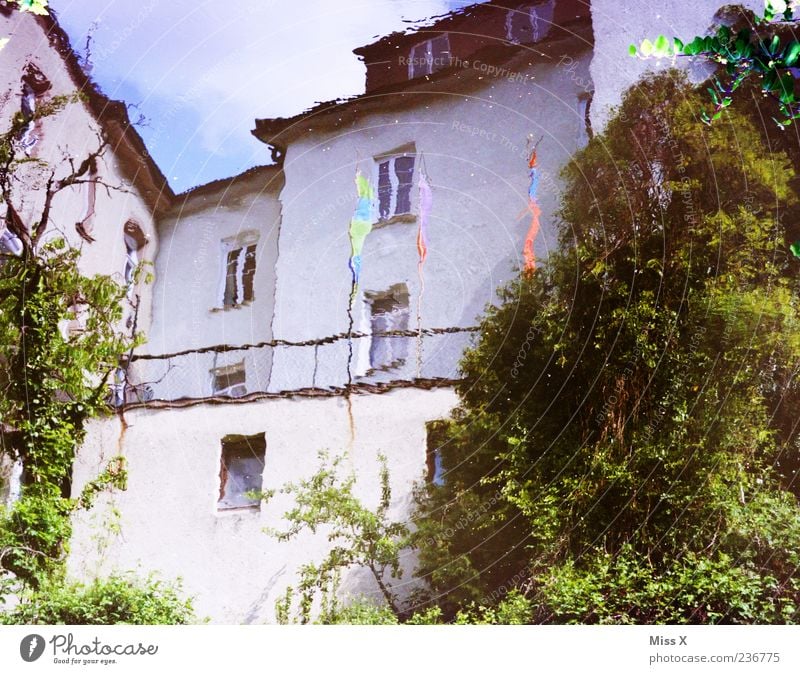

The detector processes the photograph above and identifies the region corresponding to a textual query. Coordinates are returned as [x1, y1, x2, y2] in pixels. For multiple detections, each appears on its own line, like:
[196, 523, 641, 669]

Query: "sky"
[49, 0, 478, 192]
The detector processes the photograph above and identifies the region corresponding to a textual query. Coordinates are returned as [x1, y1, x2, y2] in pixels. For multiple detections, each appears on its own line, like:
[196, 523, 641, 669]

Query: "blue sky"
[49, 0, 477, 192]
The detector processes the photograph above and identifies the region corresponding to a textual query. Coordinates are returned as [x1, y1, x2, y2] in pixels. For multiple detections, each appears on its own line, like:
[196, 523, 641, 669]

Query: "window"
[212, 362, 247, 398]
[219, 233, 258, 308]
[0, 227, 23, 257]
[408, 34, 451, 79]
[218, 433, 266, 510]
[368, 284, 410, 371]
[123, 221, 147, 291]
[18, 83, 37, 153]
[576, 93, 593, 146]
[17, 63, 51, 156]
[425, 420, 448, 485]
[505, 1, 555, 44]
[376, 151, 415, 221]
[76, 159, 98, 243]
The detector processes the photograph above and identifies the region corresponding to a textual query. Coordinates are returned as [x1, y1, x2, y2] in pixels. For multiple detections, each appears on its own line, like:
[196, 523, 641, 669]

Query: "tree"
[411, 71, 800, 623]
[260, 451, 412, 624]
[0, 3, 193, 623]
[260, 452, 532, 625]
[0, 241, 133, 587]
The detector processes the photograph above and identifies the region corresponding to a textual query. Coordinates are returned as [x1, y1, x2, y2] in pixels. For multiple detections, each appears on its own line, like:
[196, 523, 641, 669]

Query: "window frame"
[504, 1, 555, 45]
[217, 232, 258, 309]
[211, 361, 247, 398]
[408, 33, 451, 79]
[217, 433, 266, 511]
[374, 148, 416, 223]
[365, 283, 410, 372]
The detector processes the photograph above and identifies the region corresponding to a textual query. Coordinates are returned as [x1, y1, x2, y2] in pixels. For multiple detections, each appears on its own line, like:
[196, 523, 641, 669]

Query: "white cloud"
[51, 0, 471, 157]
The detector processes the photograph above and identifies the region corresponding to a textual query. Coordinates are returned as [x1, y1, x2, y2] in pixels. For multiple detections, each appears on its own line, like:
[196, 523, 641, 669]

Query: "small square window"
[218, 433, 266, 510]
[408, 34, 451, 79]
[367, 284, 410, 371]
[505, 1, 555, 44]
[212, 362, 247, 398]
[376, 153, 415, 221]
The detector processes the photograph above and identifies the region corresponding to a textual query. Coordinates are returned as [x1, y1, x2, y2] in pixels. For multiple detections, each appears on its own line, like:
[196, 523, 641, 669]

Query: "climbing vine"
[0, 16, 135, 596]
[631, 0, 800, 127]
[0, 241, 134, 588]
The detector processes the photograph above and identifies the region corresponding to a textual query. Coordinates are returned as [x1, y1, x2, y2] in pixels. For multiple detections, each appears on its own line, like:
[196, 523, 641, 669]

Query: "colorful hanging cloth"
[416, 169, 432, 377]
[523, 147, 541, 272]
[417, 171, 431, 265]
[349, 170, 375, 293]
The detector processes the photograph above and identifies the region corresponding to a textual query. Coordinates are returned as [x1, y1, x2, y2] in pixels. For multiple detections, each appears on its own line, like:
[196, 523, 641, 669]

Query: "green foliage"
[453, 591, 534, 625]
[0, 19, 189, 624]
[0, 243, 135, 587]
[15, 0, 49, 16]
[412, 72, 800, 623]
[318, 596, 400, 625]
[631, 1, 800, 127]
[1, 573, 195, 625]
[260, 451, 412, 624]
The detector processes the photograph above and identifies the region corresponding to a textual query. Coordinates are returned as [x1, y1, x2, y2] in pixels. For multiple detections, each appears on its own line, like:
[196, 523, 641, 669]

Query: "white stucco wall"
[61, 0, 775, 626]
[589, 0, 762, 130]
[0, 11, 159, 334]
[270, 45, 593, 390]
[142, 168, 282, 400]
[69, 386, 458, 623]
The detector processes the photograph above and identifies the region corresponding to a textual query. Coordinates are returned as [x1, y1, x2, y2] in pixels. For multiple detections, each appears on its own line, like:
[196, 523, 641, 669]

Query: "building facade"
[0, 8, 171, 501]
[4, 0, 751, 623]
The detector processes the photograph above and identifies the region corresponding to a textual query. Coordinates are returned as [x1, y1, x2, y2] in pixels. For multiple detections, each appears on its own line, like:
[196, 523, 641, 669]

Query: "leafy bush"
[412, 71, 800, 623]
[1, 574, 195, 625]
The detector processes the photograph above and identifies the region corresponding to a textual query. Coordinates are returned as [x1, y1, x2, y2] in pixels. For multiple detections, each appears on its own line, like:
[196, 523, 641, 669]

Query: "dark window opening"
[212, 363, 247, 398]
[408, 34, 451, 79]
[368, 284, 410, 371]
[425, 420, 448, 486]
[376, 153, 415, 220]
[222, 243, 257, 307]
[505, 1, 555, 45]
[17, 63, 51, 155]
[218, 433, 266, 510]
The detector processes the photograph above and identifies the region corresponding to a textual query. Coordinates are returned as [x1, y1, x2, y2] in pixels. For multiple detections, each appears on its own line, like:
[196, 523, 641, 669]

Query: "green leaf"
[683, 36, 706, 56]
[779, 73, 795, 104]
[791, 241, 800, 259]
[784, 41, 800, 67]
[18, 0, 48, 15]
[767, 0, 788, 14]
[654, 34, 671, 57]
[628, 43, 638, 57]
[673, 37, 684, 53]
[640, 38, 654, 57]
